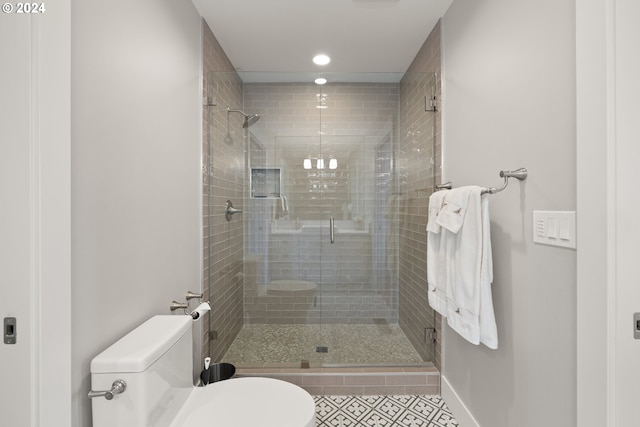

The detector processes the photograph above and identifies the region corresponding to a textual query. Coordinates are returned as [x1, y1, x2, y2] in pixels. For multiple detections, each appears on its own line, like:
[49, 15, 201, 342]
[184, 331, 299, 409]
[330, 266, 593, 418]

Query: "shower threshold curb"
[235, 365, 441, 396]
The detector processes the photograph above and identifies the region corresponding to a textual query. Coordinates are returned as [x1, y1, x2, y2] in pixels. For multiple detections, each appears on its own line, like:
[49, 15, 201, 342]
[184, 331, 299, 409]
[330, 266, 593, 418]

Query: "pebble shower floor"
[314, 395, 459, 427]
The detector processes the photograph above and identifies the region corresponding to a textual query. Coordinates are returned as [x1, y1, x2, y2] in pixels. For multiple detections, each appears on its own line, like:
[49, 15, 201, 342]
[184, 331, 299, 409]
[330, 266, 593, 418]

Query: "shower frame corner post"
[203, 71, 248, 363]
[203, 71, 215, 360]
[427, 71, 441, 366]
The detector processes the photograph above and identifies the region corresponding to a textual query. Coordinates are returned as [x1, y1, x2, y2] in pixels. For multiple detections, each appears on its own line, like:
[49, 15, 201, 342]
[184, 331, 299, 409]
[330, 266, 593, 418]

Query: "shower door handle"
[329, 217, 335, 244]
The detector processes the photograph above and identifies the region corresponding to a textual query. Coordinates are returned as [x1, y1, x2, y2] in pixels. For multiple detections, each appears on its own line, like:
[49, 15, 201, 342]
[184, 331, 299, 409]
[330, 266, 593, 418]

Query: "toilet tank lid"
[90, 315, 192, 374]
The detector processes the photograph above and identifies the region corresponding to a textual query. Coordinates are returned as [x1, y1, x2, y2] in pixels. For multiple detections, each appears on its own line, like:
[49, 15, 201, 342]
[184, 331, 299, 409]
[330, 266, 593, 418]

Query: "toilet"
[89, 315, 316, 427]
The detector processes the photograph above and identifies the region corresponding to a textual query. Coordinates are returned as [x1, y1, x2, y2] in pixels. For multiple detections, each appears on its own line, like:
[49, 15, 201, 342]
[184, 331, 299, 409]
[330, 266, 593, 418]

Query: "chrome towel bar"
[481, 168, 528, 195]
[435, 168, 528, 195]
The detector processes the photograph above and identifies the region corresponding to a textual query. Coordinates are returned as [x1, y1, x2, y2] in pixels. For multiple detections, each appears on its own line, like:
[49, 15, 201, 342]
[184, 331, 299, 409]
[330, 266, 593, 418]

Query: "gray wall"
[202, 23, 245, 363]
[70, 0, 202, 425]
[575, 1, 608, 425]
[441, 1, 576, 426]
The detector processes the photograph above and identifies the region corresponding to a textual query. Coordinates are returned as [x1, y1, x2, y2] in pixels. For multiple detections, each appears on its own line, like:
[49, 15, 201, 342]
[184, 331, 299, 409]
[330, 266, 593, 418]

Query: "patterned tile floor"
[314, 395, 459, 427]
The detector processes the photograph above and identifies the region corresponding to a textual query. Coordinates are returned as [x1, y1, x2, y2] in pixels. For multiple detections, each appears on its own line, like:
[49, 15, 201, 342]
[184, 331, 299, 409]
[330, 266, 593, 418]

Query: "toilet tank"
[90, 315, 194, 427]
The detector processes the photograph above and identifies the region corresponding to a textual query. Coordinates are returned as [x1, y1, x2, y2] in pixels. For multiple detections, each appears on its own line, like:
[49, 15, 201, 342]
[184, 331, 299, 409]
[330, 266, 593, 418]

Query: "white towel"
[427, 190, 448, 316]
[435, 187, 471, 233]
[478, 194, 497, 348]
[435, 186, 498, 349]
[427, 190, 445, 233]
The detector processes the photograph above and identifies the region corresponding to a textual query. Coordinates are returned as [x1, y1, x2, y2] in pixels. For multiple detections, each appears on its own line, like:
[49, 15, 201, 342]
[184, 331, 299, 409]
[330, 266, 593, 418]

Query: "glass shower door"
[229, 75, 437, 369]
[314, 121, 407, 366]
[312, 133, 359, 364]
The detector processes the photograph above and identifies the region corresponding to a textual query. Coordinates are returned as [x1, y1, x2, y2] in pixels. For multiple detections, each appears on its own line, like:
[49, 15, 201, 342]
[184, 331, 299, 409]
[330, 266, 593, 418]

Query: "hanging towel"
[427, 190, 448, 316]
[478, 194, 497, 348]
[427, 191, 445, 234]
[435, 187, 471, 233]
[438, 186, 498, 349]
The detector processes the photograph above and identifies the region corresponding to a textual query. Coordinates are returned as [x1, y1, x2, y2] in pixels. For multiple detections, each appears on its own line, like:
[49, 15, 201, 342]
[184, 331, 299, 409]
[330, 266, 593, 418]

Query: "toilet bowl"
[89, 315, 315, 427]
[173, 377, 314, 427]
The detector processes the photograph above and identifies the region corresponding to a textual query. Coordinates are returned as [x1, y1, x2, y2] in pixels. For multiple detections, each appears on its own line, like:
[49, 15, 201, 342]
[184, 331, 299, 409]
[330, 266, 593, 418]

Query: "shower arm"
[226, 106, 260, 128]
[227, 107, 247, 120]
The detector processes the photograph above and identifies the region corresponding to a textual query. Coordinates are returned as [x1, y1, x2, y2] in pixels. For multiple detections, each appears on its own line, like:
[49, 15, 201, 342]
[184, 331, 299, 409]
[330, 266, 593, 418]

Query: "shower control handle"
[329, 217, 335, 244]
[225, 200, 243, 221]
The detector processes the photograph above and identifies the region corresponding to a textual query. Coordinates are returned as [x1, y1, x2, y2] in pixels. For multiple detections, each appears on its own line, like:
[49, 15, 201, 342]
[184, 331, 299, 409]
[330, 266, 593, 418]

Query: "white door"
[613, 0, 640, 424]
[0, 15, 35, 426]
[1, 8, 72, 426]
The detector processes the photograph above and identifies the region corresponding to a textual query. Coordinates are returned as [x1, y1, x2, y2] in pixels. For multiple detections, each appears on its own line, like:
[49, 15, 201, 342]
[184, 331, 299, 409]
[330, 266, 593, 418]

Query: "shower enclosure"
[205, 72, 440, 370]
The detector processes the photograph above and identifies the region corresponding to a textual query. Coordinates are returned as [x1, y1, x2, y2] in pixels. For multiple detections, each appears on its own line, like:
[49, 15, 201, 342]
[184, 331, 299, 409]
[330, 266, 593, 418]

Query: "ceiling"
[191, 0, 453, 82]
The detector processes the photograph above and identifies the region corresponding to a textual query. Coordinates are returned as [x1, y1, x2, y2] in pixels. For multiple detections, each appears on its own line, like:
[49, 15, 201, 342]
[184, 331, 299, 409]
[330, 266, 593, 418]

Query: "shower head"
[227, 107, 261, 128]
[244, 113, 260, 128]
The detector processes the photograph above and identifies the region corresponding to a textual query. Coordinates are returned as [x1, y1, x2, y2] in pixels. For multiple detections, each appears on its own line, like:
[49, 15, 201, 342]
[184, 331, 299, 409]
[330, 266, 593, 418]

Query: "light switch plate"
[533, 211, 576, 249]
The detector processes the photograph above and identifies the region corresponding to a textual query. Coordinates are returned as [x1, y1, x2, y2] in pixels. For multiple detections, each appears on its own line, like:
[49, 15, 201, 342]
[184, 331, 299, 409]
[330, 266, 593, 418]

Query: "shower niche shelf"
[250, 168, 281, 199]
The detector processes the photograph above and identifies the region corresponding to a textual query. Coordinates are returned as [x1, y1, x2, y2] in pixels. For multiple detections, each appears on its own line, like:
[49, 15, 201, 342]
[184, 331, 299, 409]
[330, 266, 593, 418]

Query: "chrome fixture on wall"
[227, 106, 260, 128]
[169, 296, 210, 320]
[439, 168, 529, 195]
[482, 168, 528, 194]
[225, 200, 242, 221]
[170, 301, 188, 311]
[186, 291, 204, 301]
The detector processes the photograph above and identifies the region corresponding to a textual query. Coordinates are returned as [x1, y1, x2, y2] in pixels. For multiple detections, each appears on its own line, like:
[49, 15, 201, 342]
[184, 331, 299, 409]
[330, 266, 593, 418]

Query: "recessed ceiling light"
[313, 54, 331, 66]
[315, 78, 327, 85]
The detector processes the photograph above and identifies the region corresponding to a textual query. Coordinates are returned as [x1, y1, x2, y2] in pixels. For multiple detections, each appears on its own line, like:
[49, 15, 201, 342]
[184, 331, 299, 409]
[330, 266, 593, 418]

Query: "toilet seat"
[171, 377, 316, 427]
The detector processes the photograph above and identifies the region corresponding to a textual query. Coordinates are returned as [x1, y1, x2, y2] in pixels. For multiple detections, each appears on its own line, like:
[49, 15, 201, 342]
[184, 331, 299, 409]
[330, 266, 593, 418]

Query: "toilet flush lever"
[88, 380, 127, 400]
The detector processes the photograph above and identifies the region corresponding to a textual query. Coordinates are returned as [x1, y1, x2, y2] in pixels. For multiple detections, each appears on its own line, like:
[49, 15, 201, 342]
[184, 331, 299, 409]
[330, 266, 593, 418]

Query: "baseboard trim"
[236, 367, 440, 396]
[441, 375, 481, 427]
